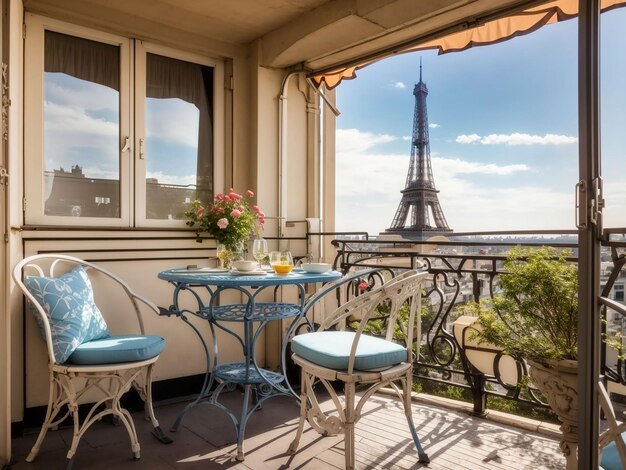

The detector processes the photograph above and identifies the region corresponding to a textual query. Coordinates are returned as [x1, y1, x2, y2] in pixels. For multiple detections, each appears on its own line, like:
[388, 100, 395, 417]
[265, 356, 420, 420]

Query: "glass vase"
[216, 241, 244, 269]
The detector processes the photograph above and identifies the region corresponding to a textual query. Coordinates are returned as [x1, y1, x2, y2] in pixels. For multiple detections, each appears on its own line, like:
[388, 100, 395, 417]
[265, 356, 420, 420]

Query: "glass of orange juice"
[269, 251, 294, 275]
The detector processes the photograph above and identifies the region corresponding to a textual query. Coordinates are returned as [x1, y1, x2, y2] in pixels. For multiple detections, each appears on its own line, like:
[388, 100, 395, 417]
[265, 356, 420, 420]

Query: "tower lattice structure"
[385, 63, 452, 239]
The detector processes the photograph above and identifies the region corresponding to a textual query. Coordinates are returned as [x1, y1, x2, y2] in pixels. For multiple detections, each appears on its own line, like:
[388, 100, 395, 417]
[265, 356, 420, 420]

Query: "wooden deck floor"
[8, 392, 564, 469]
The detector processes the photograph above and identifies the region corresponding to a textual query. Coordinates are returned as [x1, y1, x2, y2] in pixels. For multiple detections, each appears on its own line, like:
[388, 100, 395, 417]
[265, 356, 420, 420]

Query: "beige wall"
[322, 88, 337, 263]
[0, 0, 338, 458]
[6, 0, 24, 452]
[252, 42, 281, 248]
[0, 0, 19, 461]
[6, 0, 326, 434]
[18, 236, 270, 407]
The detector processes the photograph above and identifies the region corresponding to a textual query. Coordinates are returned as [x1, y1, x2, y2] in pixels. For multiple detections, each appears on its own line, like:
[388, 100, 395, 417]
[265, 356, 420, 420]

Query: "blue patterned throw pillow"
[26, 265, 109, 363]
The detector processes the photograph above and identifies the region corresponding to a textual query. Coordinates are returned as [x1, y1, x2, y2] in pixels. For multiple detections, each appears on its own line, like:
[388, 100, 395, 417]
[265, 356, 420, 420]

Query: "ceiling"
[24, 0, 540, 71]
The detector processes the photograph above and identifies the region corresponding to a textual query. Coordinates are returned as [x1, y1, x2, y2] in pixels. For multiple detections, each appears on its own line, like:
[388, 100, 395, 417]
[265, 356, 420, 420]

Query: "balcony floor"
[9, 391, 564, 469]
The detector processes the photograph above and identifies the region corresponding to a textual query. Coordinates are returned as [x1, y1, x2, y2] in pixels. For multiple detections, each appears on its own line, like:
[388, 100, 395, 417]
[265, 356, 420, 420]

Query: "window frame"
[23, 14, 225, 228]
[24, 14, 132, 227]
[134, 41, 224, 228]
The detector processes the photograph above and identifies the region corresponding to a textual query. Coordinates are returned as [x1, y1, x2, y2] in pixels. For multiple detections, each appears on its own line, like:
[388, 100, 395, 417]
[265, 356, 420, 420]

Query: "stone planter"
[527, 358, 578, 470]
[453, 315, 522, 387]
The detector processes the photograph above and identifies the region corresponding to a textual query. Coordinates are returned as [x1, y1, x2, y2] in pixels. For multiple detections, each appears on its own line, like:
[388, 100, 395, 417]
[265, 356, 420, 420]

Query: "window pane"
[145, 53, 213, 220]
[601, 8, 626, 229]
[43, 31, 120, 218]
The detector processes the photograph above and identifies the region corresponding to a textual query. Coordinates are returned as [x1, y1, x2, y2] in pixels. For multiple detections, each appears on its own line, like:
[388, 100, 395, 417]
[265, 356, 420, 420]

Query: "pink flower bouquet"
[184, 189, 265, 251]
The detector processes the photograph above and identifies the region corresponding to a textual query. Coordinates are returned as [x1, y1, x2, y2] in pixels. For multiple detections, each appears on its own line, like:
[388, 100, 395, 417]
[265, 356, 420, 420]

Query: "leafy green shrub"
[459, 246, 578, 361]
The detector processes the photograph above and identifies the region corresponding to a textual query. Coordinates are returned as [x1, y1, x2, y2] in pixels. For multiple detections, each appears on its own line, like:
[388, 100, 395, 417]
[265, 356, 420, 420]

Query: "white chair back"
[318, 270, 428, 373]
[13, 254, 154, 365]
[598, 380, 626, 468]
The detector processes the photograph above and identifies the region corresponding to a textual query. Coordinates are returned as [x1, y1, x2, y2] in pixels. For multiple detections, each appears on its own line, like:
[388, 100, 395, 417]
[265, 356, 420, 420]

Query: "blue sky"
[335, 7, 626, 234]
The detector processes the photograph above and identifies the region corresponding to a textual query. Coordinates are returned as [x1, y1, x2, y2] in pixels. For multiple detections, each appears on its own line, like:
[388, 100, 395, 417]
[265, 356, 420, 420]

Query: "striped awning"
[311, 0, 625, 90]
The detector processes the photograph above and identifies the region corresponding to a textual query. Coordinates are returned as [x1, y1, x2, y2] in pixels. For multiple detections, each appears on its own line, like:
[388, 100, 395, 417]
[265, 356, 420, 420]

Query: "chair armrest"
[285, 269, 383, 343]
[599, 422, 626, 448]
[77, 260, 159, 335]
[156, 306, 175, 317]
[301, 268, 381, 320]
[130, 291, 160, 315]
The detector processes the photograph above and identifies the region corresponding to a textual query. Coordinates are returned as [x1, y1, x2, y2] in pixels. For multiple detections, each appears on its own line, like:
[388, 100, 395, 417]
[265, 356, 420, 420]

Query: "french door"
[577, 0, 602, 468]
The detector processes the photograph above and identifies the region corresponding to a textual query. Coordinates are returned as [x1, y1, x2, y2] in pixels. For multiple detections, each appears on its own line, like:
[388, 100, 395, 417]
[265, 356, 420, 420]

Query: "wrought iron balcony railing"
[318, 230, 626, 419]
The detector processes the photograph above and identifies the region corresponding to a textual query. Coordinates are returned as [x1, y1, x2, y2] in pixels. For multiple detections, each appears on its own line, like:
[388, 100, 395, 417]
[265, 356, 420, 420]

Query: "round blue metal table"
[158, 267, 342, 461]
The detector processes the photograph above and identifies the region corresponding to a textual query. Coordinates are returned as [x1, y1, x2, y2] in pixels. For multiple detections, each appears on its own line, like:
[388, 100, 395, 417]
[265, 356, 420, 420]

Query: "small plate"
[229, 269, 267, 276]
[181, 267, 230, 274]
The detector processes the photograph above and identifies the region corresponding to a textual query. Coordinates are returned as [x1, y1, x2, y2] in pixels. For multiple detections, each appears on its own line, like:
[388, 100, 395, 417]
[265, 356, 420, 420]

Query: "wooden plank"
[9, 393, 563, 470]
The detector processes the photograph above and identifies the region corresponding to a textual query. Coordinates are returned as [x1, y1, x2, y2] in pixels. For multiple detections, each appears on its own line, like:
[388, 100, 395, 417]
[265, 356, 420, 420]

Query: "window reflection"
[43, 31, 121, 218]
[145, 53, 213, 220]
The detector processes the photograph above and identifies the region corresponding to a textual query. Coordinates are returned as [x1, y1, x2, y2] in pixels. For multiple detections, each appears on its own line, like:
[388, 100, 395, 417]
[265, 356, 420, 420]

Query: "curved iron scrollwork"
[331, 238, 557, 415]
[423, 271, 459, 368]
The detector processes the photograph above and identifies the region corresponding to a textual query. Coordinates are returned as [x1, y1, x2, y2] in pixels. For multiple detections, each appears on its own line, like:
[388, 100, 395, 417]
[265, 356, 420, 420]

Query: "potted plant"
[459, 246, 579, 469]
[184, 189, 265, 268]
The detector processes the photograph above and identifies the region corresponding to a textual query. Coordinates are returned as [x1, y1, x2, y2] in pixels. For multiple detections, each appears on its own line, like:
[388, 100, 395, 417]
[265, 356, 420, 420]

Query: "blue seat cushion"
[291, 331, 407, 371]
[69, 334, 165, 365]
[26, 265, 109, 363]
[601, 434, 626, 470]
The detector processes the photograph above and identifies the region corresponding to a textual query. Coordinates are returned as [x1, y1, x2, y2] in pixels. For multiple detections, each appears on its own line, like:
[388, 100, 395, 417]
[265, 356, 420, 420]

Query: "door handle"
[121, 137, 131, 153]
[575, 180, 587, 229]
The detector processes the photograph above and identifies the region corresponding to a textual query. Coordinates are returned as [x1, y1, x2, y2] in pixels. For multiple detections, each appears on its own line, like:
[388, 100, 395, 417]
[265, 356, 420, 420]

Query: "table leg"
[236, 384, 253, 461]
[171, 314, 215, 432]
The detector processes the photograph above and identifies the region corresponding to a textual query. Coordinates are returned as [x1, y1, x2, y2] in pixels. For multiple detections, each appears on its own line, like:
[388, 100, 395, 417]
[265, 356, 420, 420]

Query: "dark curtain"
[146, 53, 213, 193]
[45, 30, 119, 91]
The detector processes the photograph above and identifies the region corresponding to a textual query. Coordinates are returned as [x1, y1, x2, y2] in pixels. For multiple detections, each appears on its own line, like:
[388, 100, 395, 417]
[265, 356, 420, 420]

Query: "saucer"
[181, 267, 230, 274]
[229, 269, 267, 276]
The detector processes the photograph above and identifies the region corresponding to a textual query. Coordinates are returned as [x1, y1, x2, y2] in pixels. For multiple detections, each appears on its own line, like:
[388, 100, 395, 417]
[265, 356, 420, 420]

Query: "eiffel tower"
[385, 61, 452, 239]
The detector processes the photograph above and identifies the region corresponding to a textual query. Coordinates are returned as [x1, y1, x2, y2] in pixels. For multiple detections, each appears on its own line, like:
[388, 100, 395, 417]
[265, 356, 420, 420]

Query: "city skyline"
[335, 7, 626, 235]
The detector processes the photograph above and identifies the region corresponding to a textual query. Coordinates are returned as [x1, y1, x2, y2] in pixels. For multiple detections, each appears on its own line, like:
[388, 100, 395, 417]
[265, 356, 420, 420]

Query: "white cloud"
[44, 101, 119, 177]
[480, 133, 578, 145]
[146, 98, 200, 148]
[402, 135, 411, 141]
[146, 171, 196, 187]
[429, 123, 440, 129]
[433, 157, 530, 176]
[337, 160, 571, 233]
[393, 81, 406, 89]
[433, 175, 573, 232]
[79, 166, 119, 180]
[45, 80, 118, 112]
[456, 134, 481, 144]
[334, 129, 562, 234]
[45, 102, 118, 140]
[336, 128, 396, 154]
[456, 132, 578, 145]
[336, 152, 405, 200]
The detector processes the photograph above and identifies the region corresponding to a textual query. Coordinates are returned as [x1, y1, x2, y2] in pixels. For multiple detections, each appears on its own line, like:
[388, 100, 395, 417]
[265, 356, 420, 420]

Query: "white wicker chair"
[288, 270, 430, 469]
[599, 380, 626, 469]
[13, 254, 171, 469]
